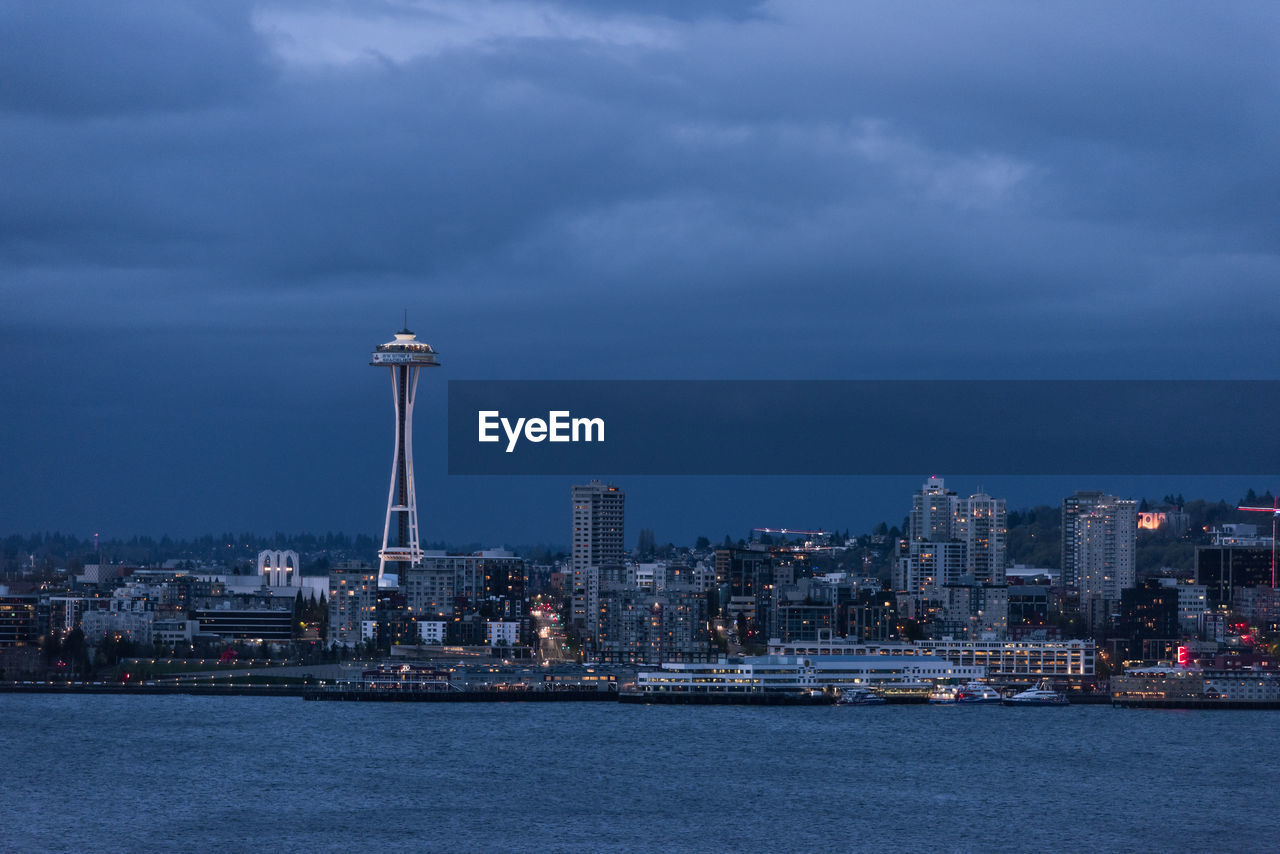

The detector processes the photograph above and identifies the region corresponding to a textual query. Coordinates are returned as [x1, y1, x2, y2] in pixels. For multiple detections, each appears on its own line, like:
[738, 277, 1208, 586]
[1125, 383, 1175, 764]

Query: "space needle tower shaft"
[370, 323, 440, 585]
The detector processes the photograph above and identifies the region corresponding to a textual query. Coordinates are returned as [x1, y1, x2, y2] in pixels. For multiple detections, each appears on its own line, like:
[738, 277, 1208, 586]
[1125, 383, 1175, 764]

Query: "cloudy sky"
[2, 1, 1278, 547]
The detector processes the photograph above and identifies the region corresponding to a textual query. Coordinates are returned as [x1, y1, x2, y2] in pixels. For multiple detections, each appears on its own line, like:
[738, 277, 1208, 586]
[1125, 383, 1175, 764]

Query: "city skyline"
[5, 6, 1280, 852]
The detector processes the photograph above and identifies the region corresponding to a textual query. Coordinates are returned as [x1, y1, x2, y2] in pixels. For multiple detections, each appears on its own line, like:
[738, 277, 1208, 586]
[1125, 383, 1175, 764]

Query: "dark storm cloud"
[2, 0, 1278, 540]
[0, 2, 271, 116]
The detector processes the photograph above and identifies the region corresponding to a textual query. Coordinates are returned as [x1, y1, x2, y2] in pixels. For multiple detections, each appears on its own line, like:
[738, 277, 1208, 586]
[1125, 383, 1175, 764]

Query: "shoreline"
[0, 682, 1151, 707]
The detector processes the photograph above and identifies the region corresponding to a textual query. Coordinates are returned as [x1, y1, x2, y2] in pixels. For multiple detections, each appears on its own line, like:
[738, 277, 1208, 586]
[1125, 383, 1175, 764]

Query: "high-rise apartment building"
[1062, 493, 1136, 629]
[896, 478, 1011, 639]
[1062, 492, 1135, 590]
[956, 493, 1007, 585]
[328, 561, 377, 648]
[909, 476, 957, 543]
[897, 540, 967, 594]
[570, 480, 625, 630]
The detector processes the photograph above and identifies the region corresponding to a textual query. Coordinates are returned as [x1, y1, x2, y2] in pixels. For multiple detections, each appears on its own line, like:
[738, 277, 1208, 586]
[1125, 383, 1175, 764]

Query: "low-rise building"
[634, 653, 985, 696]
[766, 635, 1095, 677]
[487, 620, 521, 648]
[417, 620, 446, 645]
[192, 603, 293, 642]
[81, 608, 154, 645]
[0, 591, 39, 647]
[596, 584, 710, 665]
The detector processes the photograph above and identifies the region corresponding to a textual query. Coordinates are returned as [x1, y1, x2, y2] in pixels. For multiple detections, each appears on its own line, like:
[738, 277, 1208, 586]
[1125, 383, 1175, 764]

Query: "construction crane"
[751, 527, 837, 553]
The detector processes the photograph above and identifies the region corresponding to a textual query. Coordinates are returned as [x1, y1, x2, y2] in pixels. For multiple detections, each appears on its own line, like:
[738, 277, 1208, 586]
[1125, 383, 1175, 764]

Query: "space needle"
[370, 321, 440, 586]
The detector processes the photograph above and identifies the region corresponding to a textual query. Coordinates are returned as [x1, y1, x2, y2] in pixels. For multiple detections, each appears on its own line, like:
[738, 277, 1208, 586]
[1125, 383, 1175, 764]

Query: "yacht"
[928, 681, 1002, 704]
[1003, 681, 1069, 706]
[836, 686, 886, 705]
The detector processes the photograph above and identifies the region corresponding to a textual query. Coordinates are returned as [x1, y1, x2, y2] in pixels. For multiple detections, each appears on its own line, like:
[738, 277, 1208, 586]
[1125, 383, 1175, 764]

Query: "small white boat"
[1002, 681, 1069, 706]
[837, 686, 886, 705]
[928, 681, 1002, 704]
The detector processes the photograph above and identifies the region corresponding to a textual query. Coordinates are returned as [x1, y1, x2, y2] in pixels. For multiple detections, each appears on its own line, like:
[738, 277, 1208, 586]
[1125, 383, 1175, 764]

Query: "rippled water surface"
[3, 695, 1278, 852]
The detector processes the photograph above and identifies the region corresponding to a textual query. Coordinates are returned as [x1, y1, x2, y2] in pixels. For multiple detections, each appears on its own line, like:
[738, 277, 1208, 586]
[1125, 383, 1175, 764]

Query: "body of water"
[2, 695, 1277, 852]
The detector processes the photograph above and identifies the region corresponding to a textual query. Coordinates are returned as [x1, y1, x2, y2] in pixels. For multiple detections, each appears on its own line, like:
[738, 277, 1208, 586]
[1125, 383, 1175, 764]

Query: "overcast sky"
[2, 1, 1278, 547]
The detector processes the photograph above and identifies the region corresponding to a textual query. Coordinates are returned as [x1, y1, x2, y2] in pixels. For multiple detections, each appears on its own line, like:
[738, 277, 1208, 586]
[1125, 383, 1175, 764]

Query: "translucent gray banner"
[446, 380, 1280, 475]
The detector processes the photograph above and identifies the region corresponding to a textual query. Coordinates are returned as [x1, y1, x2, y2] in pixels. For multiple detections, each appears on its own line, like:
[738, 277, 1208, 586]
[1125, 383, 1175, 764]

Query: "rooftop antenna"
[403, 307, 408, 331]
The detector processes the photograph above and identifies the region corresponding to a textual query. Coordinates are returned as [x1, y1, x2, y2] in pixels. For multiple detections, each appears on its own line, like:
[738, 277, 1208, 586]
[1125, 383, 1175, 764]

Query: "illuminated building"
[1062, 492, 1136, 589]
[1062, 492, 1136, 628]
[909, 476, 957, 542]
[767, 636, 1096, 678]
[1234, 586, 1280, 632]
[487, 621, 521, 648]
[416, 620, 446, 644]
[370, 325, 441, 586]
[80, 608, 154, 645]
[1153, 579, 1209, 631]
[955, 493, 1007, 585]
[0, 592, 39, 647]
[1112, 666, 1280, 707]
[913, 638, 1095, 677]
[714, 547, 773, 600]
[633, 653, 985, 696]
[1137, 510, 1189, 535]
[940, 579, 1009, 639]
[896, 540, 965, 594]
[256, 549, 300, 587]
[1007, 584, 1050, 629]
[570, 480, 624, 631]
[402, 550, 526, 618]
[1116, 580, 1180, 659]
[327, 561, 377, 648]
[1195, 544, 1273, 608]
[596, 584, 710, 664]
[190, 604, 293, 642]
[897, 482, 1010, 635]
[360, 663, 452, 691]
[47, 595, 88, 640]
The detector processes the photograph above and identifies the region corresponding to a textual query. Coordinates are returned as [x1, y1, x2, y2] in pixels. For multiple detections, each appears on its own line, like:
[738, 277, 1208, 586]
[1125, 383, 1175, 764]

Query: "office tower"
[1196, 544, 1273, 609]
[570, 480, 625, 630]
[370, 324, 441, 586]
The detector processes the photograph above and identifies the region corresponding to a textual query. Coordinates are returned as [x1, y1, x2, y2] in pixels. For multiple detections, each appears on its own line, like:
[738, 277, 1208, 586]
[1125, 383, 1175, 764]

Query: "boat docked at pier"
[928, 681, 1002, 704]
[1002, 681, 1069, 706]
[836, 686, 886, 705]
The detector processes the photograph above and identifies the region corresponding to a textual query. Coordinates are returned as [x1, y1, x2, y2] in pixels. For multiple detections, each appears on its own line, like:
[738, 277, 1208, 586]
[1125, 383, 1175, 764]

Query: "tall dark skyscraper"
[570, 480, 625, 629]
[370, 325, 440, 585]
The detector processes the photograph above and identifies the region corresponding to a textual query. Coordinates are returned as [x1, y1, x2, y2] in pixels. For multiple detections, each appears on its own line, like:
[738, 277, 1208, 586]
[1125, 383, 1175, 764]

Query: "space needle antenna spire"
[370, 319, 440, 586]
